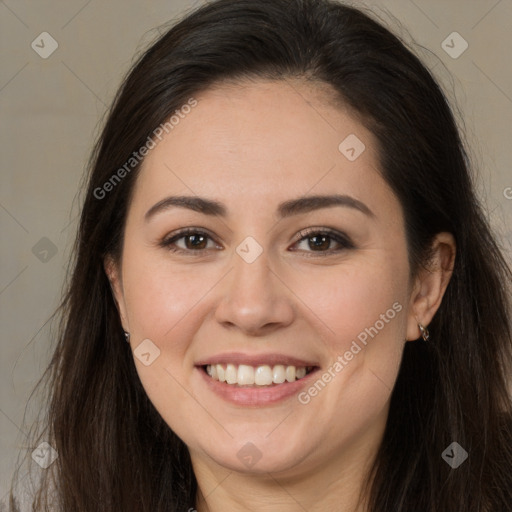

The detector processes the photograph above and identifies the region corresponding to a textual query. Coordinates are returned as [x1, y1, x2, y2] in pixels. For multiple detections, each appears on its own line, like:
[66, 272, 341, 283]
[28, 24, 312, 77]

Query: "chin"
[199, 436, 315, 476]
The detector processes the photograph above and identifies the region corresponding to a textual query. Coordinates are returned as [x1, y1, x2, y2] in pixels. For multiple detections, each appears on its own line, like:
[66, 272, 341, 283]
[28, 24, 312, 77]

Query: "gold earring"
[418, 323, 429, 341]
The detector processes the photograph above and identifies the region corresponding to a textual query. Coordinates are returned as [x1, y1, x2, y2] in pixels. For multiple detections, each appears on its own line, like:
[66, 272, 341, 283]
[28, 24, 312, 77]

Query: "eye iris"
[185, 234, 207, 249]
[309, 234, 330, 251]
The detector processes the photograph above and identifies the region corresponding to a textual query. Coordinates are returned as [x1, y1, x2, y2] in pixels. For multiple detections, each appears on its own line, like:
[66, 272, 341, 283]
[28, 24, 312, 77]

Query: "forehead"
[130, 79, 392, 217]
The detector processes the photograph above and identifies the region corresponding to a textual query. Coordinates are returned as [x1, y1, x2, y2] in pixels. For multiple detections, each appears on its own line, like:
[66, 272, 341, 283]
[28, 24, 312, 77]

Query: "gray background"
[1, 0, 511, 502]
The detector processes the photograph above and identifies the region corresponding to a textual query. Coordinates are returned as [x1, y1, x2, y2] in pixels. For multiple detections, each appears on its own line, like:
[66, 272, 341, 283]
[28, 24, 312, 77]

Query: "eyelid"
[293, 226, 351, 243]
[291, 227, 355, 253]
[159, 226, 355, 255]
[159, 227, 222, 253]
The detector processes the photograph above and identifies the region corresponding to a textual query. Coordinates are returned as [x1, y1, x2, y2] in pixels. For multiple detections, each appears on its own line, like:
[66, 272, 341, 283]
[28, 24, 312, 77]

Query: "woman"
[7, 0, 512, 510]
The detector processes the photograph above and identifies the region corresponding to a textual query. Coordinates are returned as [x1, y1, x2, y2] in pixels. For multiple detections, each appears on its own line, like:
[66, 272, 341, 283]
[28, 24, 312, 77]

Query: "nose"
[214, 247, 295, 336]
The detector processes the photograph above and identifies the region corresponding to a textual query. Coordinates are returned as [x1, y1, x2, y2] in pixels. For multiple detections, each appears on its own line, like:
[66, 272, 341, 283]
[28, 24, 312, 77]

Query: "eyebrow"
[144, 193, 374, 222]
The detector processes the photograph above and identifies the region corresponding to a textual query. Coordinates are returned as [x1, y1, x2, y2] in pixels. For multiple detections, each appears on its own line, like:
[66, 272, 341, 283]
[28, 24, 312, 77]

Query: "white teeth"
[272, 365, 286, 384]
[254, 365, 273, 385]
[204, 363, 312, 386]
[237, 364, 255, 385]
[225, 364, 237, 384]
[296, 367, 306, 379]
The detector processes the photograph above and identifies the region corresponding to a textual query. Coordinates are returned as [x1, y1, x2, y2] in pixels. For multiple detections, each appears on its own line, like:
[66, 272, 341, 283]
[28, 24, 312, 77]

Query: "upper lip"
[195, 352, 319, 368]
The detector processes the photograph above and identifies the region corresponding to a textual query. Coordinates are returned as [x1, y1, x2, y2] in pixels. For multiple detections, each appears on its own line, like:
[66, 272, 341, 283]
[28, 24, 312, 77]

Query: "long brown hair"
[9, 0, 512, 510]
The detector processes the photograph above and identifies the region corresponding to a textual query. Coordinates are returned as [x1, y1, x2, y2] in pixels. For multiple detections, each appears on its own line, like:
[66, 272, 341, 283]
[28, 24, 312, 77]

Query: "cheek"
[292, 258, 408, 351]
[122, 254, 220, 352]
[291, 257, 408, 415]
[121, 254, 213, 431]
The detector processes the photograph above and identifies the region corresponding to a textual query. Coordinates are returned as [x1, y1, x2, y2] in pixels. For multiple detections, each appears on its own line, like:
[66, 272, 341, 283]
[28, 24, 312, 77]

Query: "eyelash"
[159, 227, 355, 257]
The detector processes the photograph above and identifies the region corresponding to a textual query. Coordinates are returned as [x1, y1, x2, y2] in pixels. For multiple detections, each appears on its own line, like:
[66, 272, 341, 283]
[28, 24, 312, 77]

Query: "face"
[107, 79, 423, 478]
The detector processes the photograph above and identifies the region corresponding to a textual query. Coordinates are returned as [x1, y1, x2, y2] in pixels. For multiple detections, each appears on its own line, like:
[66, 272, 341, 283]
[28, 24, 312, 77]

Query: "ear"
[104, 255, 130, 332]
[406, 232, 456, 341]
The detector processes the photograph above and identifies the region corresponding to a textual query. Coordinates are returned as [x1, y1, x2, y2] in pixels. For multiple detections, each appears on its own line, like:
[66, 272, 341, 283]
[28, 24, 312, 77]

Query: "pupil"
[310, 235, 330, 251]
[187, 234, 206, 249]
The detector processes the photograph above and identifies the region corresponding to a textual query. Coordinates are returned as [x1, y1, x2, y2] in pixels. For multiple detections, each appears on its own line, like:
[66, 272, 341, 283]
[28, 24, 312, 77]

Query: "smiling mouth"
[203, 363, 316, 387]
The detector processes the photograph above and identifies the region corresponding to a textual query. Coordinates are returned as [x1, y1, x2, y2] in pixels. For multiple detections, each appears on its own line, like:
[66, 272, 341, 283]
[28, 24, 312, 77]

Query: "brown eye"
[182, 233, 208, 250]
[292, 228, 354, 256]
[305, 234, 332, 251]
[160, 229, 221, 254]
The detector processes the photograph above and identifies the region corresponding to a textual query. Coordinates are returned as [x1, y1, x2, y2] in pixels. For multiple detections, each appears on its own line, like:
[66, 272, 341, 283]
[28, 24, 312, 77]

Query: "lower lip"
[196, 366, 319, 406]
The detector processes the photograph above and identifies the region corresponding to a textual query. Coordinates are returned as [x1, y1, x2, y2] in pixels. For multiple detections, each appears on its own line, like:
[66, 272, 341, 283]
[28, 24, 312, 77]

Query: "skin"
[105, 78, 455, 512]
